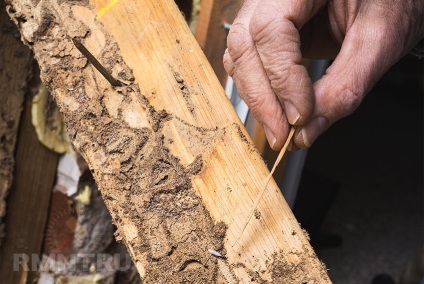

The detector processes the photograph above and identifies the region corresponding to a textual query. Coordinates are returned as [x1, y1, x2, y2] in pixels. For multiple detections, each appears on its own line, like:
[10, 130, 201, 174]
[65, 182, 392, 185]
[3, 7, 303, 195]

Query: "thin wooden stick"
[234, 126, 296, 246]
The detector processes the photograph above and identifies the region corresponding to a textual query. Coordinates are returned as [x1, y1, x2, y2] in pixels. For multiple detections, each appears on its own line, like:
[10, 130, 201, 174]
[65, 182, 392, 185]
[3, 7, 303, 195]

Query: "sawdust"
[173, 70, 196, 115]
[302, 228, 311, 241]
[254, 210, 261, 220]
[168, 116, 222, 163]
[226, 247, 327, 283]
[230, 262, 266, 283]
[268, 250, 320, 284]
[226, 236, 327, 283]
[6, 0, 227, 282]
[268, 243, 329, 284]
[235, 122, 257, 154]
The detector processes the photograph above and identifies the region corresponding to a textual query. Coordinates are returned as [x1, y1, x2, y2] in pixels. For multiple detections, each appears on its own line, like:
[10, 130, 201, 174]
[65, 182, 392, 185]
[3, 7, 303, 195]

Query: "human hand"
[224, 0, 424, 150]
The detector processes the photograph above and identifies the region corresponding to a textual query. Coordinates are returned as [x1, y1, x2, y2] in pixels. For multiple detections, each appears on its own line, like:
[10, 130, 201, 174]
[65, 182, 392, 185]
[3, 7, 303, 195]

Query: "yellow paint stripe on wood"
[96, 0, 119, 19]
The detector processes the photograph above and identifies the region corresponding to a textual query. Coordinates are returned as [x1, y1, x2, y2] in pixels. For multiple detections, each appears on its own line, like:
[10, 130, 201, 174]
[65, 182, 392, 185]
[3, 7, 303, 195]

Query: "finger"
[295, 22, 403, 147]
[224, 44, 289, 150]
[223, 49, 235, 77]
[226, 0, 289, 149]
[249, 0, 328, 125]
[287, 141, 300, 152]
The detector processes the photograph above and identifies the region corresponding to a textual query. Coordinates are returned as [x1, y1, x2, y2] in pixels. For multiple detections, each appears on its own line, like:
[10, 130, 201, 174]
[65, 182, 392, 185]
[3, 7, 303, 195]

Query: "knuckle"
[247, 93, 267, 115]
[227, 24, 253, 61]
[363, 19, 404, 56]
[249, 13, 280, 44]
[373, 24, 399, 46]
[333, 85, 362, 118]
[380, 26, 404, 55]
[267, 64, 291, 93]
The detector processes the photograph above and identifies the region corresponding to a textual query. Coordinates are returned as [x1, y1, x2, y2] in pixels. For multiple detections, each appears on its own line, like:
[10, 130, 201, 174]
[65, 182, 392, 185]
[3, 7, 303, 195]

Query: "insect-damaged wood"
[6, 0, 331, 282]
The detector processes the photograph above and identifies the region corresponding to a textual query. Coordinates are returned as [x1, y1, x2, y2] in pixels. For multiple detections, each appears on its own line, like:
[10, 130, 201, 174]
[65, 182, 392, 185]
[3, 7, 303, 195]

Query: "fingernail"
[287, 141, 293, 151]
[263, 124, 276, 149]
[283, 101, 300, 125]
[300, 116, 328, 147]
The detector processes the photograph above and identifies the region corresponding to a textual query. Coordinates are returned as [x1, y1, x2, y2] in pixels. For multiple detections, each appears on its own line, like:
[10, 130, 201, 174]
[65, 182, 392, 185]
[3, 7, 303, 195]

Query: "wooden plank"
[195, 0, 242, 86]
[195, 0, 289, 203]
[0, 0, 33, 243]
[7, 0, 330, 282]
[0, 86, 59, 282]
[0, 4, 57, 282]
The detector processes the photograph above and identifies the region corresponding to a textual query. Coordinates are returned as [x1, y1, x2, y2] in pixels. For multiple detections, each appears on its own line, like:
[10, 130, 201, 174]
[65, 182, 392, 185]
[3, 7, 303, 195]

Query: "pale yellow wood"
[7, 0, 330, 282]
[236, 126, 296, 245]
[92, 1, 328, 282]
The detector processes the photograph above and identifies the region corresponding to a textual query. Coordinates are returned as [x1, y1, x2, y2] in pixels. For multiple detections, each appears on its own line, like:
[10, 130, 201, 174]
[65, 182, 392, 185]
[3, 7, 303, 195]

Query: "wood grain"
[195, 0, 242, 86]
[0, 4, 57, 282]
[7, 0, 330, 282]
[0, 0, 33, 242]
[0, 89, 59, 283]
[93, 1, 330, 280]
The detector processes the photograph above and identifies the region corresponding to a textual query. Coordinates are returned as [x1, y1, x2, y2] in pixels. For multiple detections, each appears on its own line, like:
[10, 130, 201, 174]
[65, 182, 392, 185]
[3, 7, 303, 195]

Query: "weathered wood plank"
[0, 1, 33, 243]
[0, 5, 57, 281]
[0, 85, 59, 282]
[0, 5, 58, 282]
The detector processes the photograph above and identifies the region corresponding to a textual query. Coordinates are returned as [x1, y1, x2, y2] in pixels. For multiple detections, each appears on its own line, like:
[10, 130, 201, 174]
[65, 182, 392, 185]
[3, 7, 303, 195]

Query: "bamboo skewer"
[234, 126, 296, 246]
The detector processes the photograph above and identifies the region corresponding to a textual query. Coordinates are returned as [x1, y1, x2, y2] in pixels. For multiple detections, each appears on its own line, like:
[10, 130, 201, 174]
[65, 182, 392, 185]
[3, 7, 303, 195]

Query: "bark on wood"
[0, 1, 33, 243]
[6, 0, 331, 282]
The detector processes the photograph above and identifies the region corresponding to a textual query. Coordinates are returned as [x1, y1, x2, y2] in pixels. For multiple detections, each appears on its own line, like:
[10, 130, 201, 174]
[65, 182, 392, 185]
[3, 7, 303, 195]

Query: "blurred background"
[294, 55, 423, 284]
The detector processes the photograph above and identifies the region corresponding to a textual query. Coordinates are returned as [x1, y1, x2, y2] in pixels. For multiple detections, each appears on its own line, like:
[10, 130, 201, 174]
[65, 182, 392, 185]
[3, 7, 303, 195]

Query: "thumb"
[295, 23, 403, 147]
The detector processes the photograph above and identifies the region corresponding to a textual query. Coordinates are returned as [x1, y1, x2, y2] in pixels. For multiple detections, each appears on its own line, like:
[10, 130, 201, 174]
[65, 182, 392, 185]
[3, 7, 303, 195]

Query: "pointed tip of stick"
[232, 126, 296, 247]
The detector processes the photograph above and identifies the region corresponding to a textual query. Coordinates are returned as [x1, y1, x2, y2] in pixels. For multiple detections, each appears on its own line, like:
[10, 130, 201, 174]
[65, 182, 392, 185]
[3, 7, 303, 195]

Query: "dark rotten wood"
[0, 86, 59, 282]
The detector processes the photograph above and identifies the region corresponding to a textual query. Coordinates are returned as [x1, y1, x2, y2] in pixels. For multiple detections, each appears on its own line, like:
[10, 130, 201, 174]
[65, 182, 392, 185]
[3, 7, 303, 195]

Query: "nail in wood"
[72, 38, 122, 87]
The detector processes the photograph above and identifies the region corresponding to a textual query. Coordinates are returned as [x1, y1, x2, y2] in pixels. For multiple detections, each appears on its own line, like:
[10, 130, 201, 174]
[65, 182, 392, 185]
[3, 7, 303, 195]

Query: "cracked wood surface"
[6, 0, 331, 282]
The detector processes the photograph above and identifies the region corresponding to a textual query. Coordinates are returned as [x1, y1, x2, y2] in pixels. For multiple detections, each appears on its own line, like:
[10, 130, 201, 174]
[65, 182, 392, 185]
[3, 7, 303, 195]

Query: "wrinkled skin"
[224, 0, 424, 150]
